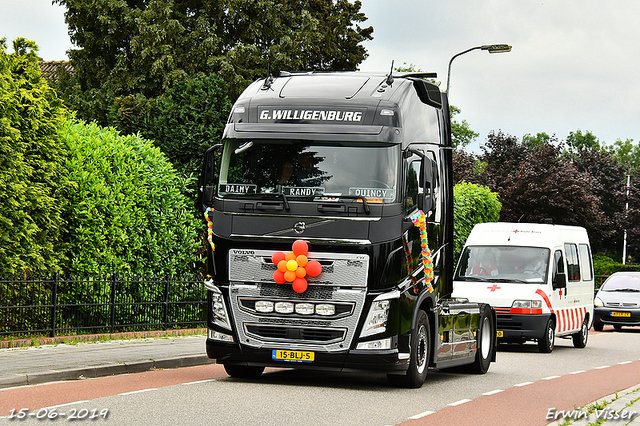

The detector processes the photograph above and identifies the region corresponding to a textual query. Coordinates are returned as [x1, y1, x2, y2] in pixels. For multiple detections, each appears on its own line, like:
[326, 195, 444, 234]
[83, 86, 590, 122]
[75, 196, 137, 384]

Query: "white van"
[452, 222, 594, 353]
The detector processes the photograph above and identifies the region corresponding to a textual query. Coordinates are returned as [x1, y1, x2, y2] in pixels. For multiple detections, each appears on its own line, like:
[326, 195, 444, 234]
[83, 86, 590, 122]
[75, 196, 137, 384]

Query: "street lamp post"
[446, 44, 512, 95]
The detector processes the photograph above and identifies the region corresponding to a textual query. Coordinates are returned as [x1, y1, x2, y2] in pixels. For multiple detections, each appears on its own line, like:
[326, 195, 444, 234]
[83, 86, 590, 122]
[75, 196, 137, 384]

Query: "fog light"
[296, 303, 315, 315]
[356, 338, 391, 350]
[208, 329, 234, 343]
[255, 301, 274, 313]
[275, 302, 294, 314]
[316, 304, 336, 316]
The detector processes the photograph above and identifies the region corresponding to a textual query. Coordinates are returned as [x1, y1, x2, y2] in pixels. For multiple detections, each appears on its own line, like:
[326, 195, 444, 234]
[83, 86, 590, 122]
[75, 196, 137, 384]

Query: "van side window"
[405, 160, 420, 215]
[553, 250, 564, 279]
[564, 243, 580, 282]
[579, 244, 593, 281]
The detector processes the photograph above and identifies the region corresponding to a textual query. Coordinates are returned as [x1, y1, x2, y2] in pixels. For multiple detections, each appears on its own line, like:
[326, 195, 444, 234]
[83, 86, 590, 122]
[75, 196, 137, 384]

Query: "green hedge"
[61, 120, 200, 275]
[453, 182, 502, 263]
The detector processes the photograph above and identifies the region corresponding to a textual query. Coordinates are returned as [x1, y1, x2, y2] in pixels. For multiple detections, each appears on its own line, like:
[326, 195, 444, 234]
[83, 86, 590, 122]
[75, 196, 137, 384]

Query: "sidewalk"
[0, 332, 213, 389]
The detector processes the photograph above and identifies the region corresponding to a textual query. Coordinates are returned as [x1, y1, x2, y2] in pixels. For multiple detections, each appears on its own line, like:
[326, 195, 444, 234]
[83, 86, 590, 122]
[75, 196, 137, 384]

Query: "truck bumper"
[206, 339, 410, 374]
[496, 313, 552, 343]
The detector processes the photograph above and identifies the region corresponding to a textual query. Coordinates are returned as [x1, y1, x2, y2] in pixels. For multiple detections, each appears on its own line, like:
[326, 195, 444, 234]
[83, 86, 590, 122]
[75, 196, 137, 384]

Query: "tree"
[54, 0, 373, 122]
[617, 169, 640, 263]
[611, 138, 640, 174]
[453, 182, 501, 262]
[569, 144, 627, 253]
[566, 129, 602, 152]
[500, 140, 609, 246]
[479, 131, 528, 194]
[0, 38, 70, 274]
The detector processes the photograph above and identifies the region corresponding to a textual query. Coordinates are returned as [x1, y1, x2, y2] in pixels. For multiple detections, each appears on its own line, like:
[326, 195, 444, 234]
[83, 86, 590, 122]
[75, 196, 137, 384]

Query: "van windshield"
[217, 139, 399, 203]
[455, 246, 550, 284]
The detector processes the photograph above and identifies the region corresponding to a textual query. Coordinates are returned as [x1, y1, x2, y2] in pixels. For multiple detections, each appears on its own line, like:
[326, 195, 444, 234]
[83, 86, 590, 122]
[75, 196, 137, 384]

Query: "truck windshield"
[455, 246, 551, 284]
[217, 139, 399, 203]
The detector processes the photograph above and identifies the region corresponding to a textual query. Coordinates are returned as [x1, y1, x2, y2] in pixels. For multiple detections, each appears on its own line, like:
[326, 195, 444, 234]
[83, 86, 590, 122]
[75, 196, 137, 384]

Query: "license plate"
[497, 330, 504, 338]
[272, 350, 315, 363]
[611, 312, 631, 317]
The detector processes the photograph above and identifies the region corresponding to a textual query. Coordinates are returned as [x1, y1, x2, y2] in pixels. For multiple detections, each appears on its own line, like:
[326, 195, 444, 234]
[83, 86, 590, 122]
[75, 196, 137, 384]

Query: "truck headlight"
[207, 281, 232, 330]
[360, 291, 399, 338]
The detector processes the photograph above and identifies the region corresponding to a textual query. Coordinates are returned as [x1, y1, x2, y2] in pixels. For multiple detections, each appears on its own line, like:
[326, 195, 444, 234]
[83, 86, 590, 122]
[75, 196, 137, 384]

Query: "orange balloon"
[278, 260, 288, 272]
[273, 270, 286, 284]
[284, 270, 296, 282]
[292, 277, 308, 293]
[305, 260, 322, 277]
[295, 267, 306, 278]
[292, 240, 308, 256]
[272, 251, 286, 265]
[296, 255, 308, 267]
[285, 252, 296, 261]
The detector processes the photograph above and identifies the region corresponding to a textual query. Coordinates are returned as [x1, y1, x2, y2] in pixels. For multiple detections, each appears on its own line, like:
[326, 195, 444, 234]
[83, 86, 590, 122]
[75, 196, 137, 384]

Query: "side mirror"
[420, 157, 434, 213]
[200, 144, 221, 210]
[553, 273, 567, 290]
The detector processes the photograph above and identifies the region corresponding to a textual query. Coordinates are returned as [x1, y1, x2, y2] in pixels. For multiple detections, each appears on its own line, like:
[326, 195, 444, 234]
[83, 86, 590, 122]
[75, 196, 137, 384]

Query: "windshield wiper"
[460, 276, 490, 282]
[608, 288, 640, 292]
[331, 195, 370, 214]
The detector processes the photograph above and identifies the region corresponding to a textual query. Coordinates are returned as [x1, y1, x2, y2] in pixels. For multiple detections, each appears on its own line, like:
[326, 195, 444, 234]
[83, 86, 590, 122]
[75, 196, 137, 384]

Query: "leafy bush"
[0, 38, 70, 274]
[454, 182, 501, 262]
[61, 120, 200, 275]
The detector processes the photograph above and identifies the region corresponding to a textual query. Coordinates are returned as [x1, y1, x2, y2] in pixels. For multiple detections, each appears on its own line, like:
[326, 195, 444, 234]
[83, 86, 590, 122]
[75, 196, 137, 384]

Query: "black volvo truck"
[199, 70, 496, 388]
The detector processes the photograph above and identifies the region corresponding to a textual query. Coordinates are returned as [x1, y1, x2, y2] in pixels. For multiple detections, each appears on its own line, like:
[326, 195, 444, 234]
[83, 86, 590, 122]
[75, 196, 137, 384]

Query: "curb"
[0, 329, 207, 349]
[0, 354, 214, 390]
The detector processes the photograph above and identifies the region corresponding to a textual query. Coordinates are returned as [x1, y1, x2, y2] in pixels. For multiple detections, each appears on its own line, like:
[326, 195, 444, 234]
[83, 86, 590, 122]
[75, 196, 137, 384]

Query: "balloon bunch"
[271, 240, 322, 293]
[410, 210, 434, 292]
[204, 207, 215, 252]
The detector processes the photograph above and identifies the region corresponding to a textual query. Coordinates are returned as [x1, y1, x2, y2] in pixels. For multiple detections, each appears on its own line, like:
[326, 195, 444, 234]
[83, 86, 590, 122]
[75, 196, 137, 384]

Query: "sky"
[2, 0, 639, 151]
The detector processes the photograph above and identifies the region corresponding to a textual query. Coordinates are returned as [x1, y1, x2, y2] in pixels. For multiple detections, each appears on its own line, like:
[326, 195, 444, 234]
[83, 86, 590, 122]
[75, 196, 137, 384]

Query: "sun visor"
[279, 75, 370, 99]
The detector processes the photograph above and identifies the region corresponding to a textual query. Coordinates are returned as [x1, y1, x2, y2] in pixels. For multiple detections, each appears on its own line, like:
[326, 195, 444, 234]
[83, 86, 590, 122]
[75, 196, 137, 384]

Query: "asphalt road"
[1, 327, 640, 426]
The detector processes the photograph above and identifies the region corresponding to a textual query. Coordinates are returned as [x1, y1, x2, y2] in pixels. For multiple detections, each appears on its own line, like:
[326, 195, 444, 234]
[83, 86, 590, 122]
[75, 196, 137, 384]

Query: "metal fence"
[0, 273, 206, 338]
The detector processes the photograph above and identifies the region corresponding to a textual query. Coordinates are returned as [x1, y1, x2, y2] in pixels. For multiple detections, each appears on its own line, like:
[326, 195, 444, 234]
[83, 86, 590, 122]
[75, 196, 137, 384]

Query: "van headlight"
[512, 300, 542, 309]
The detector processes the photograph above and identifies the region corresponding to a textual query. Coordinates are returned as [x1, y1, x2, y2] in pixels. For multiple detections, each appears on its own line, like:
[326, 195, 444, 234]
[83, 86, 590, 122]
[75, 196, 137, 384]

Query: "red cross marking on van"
[488, 284, 501, 292]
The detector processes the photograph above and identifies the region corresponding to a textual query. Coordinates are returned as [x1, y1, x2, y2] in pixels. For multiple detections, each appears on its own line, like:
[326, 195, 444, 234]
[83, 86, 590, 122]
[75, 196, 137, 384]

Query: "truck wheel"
[572, 317, 589, 348]
[593, 321, 603, 332]
[467, 304, 495, 374]
[538, 318, 555, 353]
[223, 364, 265, 378]
[387, 310, 430, 388]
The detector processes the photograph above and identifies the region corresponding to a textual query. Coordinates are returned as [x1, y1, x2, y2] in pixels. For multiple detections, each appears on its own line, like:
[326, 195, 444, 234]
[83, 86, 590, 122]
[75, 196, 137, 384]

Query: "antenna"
[385, 60, 394, 86]
[261, 64, 274, 90]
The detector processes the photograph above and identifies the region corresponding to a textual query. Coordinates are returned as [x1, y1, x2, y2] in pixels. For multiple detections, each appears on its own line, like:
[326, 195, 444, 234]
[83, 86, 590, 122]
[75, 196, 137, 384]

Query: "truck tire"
[572, 317, 589, 348]
[223, 364, 265, 379]
[467, 304, 495, 374]
[387, 310, 430, 388]
[538, 318, 555, 353]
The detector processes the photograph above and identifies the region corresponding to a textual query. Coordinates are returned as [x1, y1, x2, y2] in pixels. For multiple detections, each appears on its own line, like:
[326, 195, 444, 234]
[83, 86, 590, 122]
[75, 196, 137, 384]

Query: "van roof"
[465, 222, 590, 248]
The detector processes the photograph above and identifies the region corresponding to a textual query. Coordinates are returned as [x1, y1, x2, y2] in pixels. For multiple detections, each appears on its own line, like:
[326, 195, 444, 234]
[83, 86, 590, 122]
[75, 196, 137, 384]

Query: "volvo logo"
[293, 221, 306, 234]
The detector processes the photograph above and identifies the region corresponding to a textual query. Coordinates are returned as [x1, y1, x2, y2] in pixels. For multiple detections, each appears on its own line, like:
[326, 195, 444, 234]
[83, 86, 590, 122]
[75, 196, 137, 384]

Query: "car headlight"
[594, 297, 603, 307]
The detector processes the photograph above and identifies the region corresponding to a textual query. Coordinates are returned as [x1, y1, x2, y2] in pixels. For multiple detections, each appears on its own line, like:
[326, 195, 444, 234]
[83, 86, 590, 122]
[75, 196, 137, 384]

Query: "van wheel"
[466, 304, 495, 374]
[572, 317, 589, 348]
[388, 310, 430, 388]
[538, 318, 555, 353]
[223, 364, 265, 378]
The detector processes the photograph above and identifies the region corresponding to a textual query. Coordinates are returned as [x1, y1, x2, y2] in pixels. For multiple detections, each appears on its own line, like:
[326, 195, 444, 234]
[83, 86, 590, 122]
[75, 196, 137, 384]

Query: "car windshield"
[217, 139, 399, 203]
[455, 246, 550, 284]
[601, 274, 640, 292]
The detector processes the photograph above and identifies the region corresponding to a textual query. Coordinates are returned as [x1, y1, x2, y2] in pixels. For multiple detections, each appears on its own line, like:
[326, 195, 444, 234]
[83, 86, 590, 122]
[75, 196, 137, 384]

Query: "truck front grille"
[228, 249, 369, 352]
